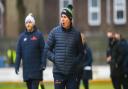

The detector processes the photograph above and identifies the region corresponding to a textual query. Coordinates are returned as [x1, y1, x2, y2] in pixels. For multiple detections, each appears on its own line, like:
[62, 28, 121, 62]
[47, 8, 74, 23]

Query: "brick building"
[1, 0, 128, 64]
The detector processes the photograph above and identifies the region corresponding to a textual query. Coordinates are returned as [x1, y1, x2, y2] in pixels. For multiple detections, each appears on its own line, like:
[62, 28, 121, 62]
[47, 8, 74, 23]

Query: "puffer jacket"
[45, 26, 83, 75]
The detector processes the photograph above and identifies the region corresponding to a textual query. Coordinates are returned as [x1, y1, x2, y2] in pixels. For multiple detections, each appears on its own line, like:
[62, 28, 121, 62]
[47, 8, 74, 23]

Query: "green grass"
[0, 81, 113, 89]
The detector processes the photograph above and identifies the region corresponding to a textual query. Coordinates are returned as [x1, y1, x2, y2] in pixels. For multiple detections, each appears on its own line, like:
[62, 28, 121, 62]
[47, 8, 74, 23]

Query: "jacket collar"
[61, 25, 73, 32]
[25, 26, 37, 35]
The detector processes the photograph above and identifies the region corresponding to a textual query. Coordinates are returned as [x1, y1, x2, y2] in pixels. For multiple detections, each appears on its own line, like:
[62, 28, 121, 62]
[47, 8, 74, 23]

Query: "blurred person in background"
[106, 31, 128, 89]
[43, 4, 84, 89]
[106, 31, 121, 89]
[77, 33, 93, 89]
[15, 13, 46, 89]
[106, 31, 114, 63]
[7, 48, 16, 67]
[114, 33, 128, 89]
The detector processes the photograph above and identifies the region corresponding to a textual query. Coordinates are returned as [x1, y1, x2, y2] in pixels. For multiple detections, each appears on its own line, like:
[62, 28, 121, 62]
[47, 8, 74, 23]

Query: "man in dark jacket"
[106, 31, 122, 89]
[15, 13, 46, 89]
[44, 5, 83, 89]
[114, 33, 128, 89]
[107, 32, 128, 89]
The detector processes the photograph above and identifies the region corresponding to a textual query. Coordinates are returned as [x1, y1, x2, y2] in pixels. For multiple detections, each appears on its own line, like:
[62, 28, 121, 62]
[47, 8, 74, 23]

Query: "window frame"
[113, 0, 126, 25]
[88, 0, 101, 26]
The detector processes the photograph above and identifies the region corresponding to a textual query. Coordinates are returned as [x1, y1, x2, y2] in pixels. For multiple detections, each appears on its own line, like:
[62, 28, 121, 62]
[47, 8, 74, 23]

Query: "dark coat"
[82, 44, 93, 79]
[15, 28, 45, 81]
[45, 26, 83, 75]
[106, 38, 121, 77]
[110, 39, 127, 77]
[118, 40, 128, 74]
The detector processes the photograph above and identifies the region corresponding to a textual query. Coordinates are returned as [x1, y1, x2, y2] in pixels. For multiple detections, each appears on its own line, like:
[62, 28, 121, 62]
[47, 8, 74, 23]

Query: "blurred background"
[0, 0, 128, 88]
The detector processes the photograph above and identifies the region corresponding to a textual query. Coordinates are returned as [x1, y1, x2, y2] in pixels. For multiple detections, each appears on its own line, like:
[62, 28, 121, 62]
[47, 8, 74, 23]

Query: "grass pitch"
[0, 80, 113, 89]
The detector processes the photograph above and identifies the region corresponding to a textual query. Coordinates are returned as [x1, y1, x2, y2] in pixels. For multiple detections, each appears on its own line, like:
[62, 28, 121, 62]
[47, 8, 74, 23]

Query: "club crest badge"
[31, 36, 37, 40]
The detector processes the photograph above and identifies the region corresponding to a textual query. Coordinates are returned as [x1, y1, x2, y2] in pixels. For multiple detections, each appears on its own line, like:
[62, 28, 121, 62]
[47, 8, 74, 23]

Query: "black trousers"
[77, 77, 89, 89]
[40, 84, 45, 89]
[111, 75, 128, 89]
[26, 79, 40, 89]
[122, 74, 128, 89]
[83, 79, 89, 89]
[53, 72, 78, 89]
[111, 76, 122, 89]
[76, 70, 90, 89]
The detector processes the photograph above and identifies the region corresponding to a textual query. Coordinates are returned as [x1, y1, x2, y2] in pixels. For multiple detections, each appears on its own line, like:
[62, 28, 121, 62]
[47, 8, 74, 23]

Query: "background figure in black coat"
[15, 13, 46, 89]
[77, 33, 93, 89]
[106, 32, 128, 89]
[114, 33, 128, 89]
[106, 31, 122, 89]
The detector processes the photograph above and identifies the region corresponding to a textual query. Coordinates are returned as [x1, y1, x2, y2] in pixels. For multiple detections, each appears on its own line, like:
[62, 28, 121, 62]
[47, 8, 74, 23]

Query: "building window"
[88, 0, 101, 26]
[113, 0, 126, 25]
[92, 0, 98, 7]
[59, 0, 73, 18]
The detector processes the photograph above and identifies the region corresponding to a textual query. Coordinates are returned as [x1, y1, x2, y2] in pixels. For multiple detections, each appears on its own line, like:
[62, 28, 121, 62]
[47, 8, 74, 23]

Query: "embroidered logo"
[24, 38, 27, 41]
[31, 36, 37, 40]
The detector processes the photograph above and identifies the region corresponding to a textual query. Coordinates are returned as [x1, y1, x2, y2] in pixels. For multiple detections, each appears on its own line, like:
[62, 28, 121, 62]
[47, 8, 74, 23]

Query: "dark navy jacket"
[81, 44, 93, 79]
[45, 26, 83, 75]
[84, 44, 93, 66]
[15, 28, 45, 81]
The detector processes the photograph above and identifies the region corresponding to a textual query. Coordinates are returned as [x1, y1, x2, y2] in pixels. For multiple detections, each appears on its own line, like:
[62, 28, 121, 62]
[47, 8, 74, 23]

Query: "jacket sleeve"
[117, 41, 127, 67]
[75, 32, 84, 64]
[15, 36, 22, 70]
[84, 47, 93, 66]
[39, 33, 46, 69]
[106, 48, 111, 57]
[45, 30, 55, 63]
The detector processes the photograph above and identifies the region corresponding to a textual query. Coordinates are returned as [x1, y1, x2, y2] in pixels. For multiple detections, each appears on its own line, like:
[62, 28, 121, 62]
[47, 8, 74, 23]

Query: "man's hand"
[40, 65, 46, 71]
[107, 56, 111, 62]
[15, 68, 19, 75]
